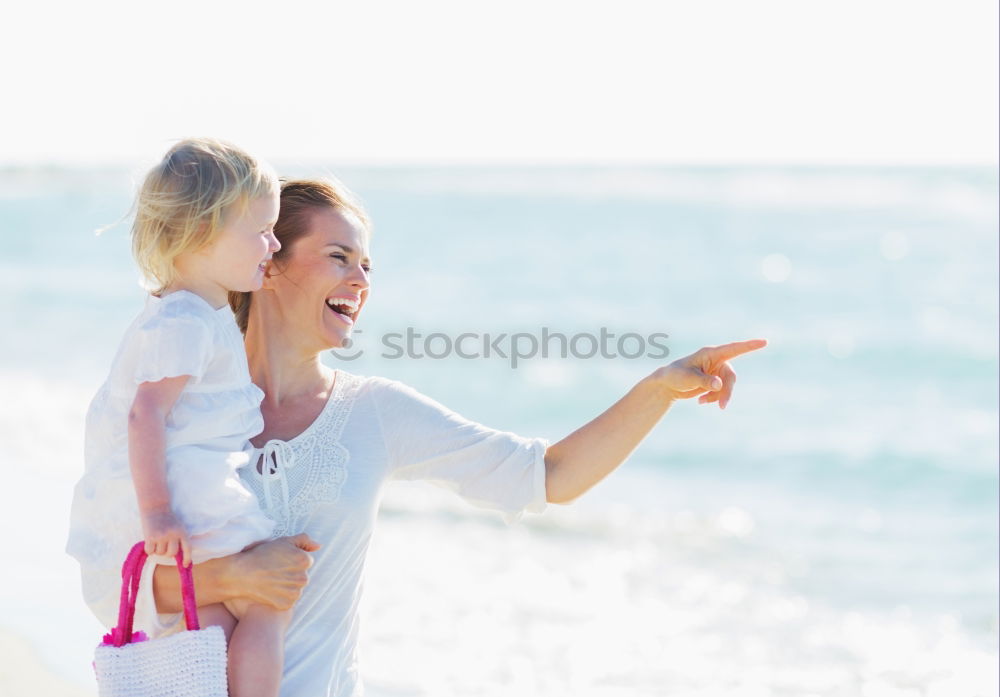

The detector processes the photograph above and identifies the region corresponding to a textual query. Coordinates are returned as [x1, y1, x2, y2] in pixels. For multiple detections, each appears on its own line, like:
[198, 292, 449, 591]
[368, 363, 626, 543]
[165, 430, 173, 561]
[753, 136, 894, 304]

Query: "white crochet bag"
[93, 542, 228, 697]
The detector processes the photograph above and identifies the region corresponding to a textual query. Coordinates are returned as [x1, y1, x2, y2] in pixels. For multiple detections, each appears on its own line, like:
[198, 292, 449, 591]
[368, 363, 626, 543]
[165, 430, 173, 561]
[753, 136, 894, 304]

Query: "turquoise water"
[1, 165, 996, 695]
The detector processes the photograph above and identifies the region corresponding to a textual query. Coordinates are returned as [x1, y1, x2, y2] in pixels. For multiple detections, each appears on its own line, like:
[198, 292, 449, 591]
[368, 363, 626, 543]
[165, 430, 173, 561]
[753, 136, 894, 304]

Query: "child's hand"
[141, 508, 192, 567]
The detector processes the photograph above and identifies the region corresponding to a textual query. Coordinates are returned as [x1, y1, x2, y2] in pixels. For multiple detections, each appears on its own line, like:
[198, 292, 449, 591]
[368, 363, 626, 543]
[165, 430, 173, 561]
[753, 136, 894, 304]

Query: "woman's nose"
[348, 263, 370, 289]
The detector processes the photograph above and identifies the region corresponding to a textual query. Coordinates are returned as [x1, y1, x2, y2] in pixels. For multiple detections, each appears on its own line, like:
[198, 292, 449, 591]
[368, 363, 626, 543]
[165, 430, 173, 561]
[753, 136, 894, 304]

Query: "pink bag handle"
[110, 541, 200, 646]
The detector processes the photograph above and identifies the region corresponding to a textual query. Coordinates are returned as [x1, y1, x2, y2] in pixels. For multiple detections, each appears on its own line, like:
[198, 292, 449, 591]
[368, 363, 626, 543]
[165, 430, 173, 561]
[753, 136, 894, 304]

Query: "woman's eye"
[362, 265, 372, 274]
[330, 253, 347, 261]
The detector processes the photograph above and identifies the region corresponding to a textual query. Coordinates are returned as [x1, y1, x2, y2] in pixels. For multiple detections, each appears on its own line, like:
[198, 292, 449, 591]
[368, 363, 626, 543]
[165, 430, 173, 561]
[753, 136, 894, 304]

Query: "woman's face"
[264, 206, 371, 352]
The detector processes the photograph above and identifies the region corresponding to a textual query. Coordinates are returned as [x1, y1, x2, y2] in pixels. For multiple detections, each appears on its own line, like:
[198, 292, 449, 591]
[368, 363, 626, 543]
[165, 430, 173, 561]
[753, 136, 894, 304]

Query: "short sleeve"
[133, 309, 215, 385]
[372, 377, 549, 522]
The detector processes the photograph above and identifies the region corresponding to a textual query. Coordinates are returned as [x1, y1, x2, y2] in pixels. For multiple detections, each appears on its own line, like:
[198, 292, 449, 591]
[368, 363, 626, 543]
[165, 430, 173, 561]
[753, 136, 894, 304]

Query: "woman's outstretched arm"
[152, 534, 319, 613]
[543, 339, 767, 504]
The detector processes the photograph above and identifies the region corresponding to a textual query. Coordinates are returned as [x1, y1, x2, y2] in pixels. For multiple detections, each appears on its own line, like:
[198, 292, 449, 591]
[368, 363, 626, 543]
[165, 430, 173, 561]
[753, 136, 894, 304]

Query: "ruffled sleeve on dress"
[132, 308, 215, 385]
[372, 377, 549, 523]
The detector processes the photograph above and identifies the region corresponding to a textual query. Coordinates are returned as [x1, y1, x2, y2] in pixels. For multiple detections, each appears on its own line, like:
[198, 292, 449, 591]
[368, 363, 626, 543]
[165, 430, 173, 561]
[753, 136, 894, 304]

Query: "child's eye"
[362, 265, 372, 274]
[330, 253, 347, 261]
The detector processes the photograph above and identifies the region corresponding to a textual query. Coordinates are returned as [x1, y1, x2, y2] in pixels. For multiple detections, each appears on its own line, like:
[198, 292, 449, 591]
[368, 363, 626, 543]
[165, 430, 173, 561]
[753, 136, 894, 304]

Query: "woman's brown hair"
[229, 177, 371, 333]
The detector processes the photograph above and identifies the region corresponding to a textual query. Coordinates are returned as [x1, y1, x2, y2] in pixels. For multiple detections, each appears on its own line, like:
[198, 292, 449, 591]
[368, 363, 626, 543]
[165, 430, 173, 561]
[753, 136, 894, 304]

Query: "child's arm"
[129, 375, 193, 566]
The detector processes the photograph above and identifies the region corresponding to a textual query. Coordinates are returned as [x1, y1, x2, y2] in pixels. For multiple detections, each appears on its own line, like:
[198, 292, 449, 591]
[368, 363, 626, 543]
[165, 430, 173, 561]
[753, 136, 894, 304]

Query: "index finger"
[705, 338, 768, 361]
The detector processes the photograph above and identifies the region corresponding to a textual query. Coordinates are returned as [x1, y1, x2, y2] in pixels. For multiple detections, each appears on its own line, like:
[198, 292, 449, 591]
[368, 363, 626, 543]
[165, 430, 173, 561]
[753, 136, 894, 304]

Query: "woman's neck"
[244, 312, 334, 407]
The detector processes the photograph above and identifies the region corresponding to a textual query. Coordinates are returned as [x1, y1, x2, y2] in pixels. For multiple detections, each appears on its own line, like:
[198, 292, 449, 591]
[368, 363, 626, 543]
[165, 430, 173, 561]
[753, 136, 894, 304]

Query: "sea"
[1, 164, 996, 696]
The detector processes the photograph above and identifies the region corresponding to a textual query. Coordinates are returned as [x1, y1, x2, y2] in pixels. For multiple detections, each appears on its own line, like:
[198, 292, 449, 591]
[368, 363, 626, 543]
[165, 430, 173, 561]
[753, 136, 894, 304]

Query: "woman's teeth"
[326, 297, 359, 312]
[326, 298, 358, 323]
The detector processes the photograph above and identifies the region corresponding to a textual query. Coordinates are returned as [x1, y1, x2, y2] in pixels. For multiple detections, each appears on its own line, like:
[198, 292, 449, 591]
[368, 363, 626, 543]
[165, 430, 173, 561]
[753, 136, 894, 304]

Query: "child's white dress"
[67, 290, 274, 582]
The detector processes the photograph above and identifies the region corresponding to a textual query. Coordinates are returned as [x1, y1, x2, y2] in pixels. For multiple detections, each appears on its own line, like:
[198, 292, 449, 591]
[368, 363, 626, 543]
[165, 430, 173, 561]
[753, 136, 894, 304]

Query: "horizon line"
[1, 157, 997, 171]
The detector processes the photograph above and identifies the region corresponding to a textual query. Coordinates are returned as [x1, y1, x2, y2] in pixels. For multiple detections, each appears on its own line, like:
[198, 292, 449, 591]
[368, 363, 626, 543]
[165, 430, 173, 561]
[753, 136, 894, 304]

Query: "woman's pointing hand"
[651, 339, 768, 409]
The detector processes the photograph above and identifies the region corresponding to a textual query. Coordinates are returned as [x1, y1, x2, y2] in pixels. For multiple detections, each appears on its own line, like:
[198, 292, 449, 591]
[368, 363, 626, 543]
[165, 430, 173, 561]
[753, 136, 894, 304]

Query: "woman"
[141, 178, 765, 696]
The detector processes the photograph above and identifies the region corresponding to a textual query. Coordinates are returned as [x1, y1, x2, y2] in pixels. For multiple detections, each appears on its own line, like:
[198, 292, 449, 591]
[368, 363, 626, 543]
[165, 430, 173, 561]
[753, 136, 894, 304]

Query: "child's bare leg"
[198, 602, 238, 643]
[226, 600, 292, 697]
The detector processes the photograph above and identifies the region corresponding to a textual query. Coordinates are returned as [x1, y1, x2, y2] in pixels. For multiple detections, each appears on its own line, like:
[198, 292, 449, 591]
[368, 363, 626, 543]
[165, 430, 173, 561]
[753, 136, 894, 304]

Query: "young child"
[67, 138, 307, 697]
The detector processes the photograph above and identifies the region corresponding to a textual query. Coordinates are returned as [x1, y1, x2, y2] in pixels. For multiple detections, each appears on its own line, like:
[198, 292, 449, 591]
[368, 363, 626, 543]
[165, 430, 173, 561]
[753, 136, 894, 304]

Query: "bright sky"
[3, 0, 997, 165]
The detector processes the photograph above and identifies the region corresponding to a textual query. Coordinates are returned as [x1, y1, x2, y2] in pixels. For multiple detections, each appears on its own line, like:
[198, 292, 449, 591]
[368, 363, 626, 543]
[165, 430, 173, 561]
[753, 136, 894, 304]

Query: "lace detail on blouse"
[243, 371, 364, 538]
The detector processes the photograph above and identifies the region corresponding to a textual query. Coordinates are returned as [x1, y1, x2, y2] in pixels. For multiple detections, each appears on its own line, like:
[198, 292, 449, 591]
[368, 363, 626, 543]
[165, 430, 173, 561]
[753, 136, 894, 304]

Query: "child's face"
[198, 192, 281, 298]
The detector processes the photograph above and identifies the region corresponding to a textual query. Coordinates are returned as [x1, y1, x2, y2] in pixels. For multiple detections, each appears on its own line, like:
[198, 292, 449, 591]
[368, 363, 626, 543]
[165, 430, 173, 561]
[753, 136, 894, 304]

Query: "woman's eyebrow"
[323, 243, 354, 253]
[323, 242, 371, 262]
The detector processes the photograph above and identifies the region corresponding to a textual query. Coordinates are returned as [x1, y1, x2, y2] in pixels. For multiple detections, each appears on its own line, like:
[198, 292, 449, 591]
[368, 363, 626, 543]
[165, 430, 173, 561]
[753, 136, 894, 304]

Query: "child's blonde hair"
[131, 138, 279, 294]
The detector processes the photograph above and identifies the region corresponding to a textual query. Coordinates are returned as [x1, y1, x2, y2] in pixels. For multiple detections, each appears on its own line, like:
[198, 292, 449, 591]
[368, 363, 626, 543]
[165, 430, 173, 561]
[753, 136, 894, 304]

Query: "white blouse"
[80, 368, 549, 697]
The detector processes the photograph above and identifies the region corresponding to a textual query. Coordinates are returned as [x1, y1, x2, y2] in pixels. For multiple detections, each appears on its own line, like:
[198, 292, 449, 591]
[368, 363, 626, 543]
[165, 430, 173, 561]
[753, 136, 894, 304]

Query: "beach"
[0, 629, 94, 697]
[2, 165, 997, 696]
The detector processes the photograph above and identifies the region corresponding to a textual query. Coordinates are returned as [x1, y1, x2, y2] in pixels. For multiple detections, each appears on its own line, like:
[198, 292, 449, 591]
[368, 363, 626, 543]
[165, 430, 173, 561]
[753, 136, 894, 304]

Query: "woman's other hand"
[228, 534, 321, 611]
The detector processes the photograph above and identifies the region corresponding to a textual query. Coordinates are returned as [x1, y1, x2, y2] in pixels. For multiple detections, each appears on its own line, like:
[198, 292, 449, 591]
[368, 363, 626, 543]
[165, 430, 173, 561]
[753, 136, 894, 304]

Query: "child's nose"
[268, 232, 281, 253]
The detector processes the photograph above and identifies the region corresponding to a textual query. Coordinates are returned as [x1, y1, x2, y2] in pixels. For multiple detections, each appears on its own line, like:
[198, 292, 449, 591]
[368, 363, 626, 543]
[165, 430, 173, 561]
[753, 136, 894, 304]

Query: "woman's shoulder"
[335, 371, 441, 419]
[340, 371, 456, 426]
[341, 371, 420, 401]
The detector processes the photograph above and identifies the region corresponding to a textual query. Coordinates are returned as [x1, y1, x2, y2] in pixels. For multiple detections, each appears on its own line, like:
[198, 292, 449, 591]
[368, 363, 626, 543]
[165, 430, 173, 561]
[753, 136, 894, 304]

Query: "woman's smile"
[325, 296, 360, 325]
